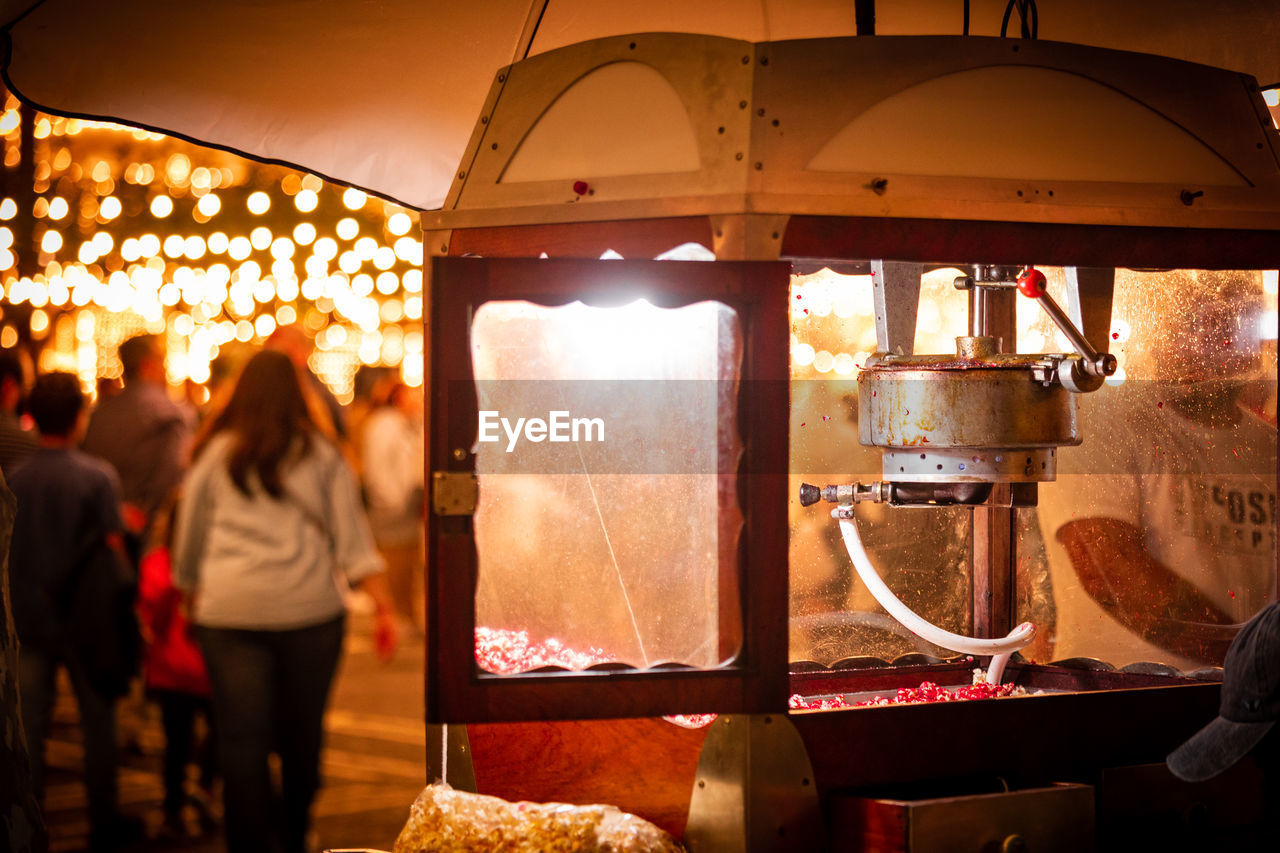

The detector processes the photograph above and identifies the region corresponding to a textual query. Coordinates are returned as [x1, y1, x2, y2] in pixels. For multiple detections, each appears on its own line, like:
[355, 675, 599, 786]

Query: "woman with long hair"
[172, 348, 398, 853]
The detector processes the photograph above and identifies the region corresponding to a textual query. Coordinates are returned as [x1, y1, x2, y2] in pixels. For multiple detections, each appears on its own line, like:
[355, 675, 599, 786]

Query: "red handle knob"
[1016, 267, 1047, 298]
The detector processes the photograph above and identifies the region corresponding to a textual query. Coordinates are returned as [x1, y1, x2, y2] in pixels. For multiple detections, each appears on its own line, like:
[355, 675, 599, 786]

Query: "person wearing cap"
[1168, 601, 1280, 840]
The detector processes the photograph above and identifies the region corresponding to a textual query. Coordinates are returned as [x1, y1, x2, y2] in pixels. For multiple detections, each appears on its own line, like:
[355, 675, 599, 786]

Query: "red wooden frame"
[427, 256, 791, 723]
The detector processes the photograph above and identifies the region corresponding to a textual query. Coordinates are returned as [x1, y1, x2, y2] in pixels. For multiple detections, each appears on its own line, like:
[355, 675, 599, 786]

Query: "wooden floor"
[40, 610, 427, 853]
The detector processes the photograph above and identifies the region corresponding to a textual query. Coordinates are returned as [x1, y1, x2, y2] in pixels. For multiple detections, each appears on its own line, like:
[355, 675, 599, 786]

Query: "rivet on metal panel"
[458, 171, 466, 179]
[772, 232, 780, 240]
[760, 56, 770, 66]
[741, 55, 749, 64]
[757, 108, 765, 117]
[490, 143, 498, 150]
[717, 126, 725, 134]
[480, 116, 488, 124]
[452, 448, 467, 461]
[497, 73, 506, 82]
[698, 779, 706, 788]
[754, 162, 763, 170]
[738, 100, 748, 109]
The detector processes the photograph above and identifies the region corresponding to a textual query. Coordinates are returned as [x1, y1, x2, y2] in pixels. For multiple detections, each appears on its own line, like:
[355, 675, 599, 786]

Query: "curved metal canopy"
[433, 33, 1280, 236]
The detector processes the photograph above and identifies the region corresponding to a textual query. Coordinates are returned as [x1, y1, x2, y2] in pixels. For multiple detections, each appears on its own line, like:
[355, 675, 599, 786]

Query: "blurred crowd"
[1, 330, 424, 853]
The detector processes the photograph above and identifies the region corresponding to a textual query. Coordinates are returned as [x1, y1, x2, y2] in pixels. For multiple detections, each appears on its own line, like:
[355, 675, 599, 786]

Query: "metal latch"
[432, 471, 478, 516]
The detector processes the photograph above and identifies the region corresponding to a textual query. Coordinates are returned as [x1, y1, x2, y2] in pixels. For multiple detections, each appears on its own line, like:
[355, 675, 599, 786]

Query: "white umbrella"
[3, 0, 1278, 211]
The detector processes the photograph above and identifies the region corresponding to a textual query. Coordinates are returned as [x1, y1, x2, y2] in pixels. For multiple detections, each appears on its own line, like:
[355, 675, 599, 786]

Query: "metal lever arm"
[1016, 267, 1117, 381]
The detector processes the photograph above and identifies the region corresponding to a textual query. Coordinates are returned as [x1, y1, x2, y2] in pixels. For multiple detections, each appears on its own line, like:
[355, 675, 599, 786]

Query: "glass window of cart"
[470, 299, 743, 672]
[1031, 268, 1277, 671]
[788, 265, 1277, 671]
[789, 266, 975, 665]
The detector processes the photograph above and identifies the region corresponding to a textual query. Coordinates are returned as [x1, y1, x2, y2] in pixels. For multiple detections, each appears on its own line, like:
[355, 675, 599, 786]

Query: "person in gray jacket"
[172, 348, 398, 853]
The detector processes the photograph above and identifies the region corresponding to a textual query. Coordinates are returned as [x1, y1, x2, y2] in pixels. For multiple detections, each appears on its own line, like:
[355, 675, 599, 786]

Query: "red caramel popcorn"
[474, 628, 719, 729]
[790, 670, 1031, 710]
[788, 693, 851, 711]
[474, 627, 611, 674]
[851, 679, 1025, 706]
[393, 784, 685, 853]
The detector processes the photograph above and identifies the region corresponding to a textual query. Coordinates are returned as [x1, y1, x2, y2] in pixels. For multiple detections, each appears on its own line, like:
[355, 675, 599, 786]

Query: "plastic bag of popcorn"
[393, 784, 684, 853]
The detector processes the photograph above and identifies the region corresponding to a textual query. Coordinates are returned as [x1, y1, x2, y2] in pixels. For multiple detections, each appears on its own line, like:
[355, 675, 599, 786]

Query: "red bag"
[137, 546, 210, 696]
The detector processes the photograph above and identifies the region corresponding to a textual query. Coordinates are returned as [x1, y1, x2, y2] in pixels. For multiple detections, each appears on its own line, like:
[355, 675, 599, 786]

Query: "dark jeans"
[18, 643, 120, 831]
[196, 616, 344, 853]
[153, 689, 216, 814]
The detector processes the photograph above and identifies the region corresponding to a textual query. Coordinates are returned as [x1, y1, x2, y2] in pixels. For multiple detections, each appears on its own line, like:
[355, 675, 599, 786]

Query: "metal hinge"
[432, 471, 478, 516]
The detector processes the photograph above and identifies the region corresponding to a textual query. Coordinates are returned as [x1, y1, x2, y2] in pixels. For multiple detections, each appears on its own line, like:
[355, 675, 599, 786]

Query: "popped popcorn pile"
[790, 669, 1030, 710]
[475, 627, 611, 674]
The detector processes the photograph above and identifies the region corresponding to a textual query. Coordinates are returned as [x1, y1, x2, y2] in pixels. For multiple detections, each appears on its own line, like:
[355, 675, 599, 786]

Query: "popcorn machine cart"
[418, 32, 1280, 852]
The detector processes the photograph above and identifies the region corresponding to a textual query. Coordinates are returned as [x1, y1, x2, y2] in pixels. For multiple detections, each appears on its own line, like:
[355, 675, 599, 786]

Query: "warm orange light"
[387, 212, 412, 236]
[294, 189, 318, 213]
[166, 154, 192, 187]
[196, 193, 221, 217]
[150, 196, 174, 218]
[3, 112, 432, 403]
[293, 222, 316, 245]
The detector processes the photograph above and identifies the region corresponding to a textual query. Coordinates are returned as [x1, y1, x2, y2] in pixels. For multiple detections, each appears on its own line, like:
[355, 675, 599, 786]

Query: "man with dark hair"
[0, 349, 37, 478]
[9, 372, 142, 848]
[82, 334, 192, 556]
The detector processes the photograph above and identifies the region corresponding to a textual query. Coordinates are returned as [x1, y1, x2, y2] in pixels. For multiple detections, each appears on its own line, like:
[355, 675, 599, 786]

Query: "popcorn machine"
[421, 31, 1280, 851]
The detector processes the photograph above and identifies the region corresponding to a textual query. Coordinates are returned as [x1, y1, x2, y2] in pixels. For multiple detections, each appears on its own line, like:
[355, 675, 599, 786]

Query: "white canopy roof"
[3, 0, 1278, 211]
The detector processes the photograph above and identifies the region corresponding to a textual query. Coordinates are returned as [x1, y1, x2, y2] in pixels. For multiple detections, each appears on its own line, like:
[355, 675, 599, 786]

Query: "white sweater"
[173, 431, 385, 630]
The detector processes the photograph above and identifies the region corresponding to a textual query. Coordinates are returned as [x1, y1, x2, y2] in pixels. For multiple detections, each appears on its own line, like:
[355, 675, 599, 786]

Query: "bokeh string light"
[0, 94, 424, 402]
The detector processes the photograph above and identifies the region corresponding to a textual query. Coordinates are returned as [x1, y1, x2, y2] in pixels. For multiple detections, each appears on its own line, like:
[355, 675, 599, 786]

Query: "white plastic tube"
[836, 512, 1034, 682]
[985, 650, 1014, 686]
